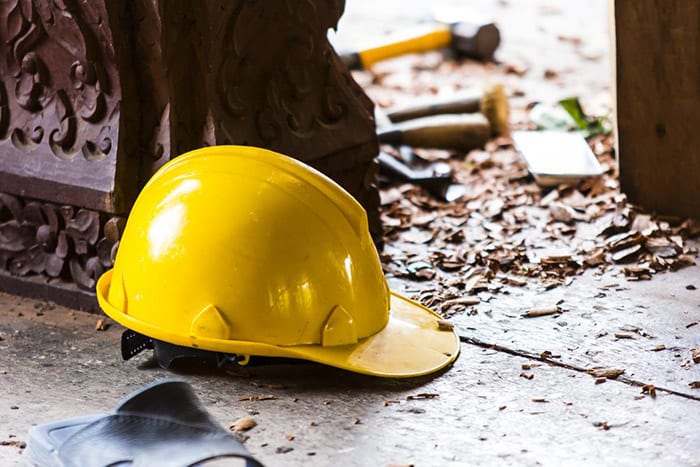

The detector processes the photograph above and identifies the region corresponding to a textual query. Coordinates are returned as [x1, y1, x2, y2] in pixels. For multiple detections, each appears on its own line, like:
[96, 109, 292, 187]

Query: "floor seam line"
[458, 335, 700, 402]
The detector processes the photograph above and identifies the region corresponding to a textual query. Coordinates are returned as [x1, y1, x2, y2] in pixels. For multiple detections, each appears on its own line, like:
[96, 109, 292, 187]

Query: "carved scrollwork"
[48, 90, 78, 158]
[318, 56, 349, 126]
[0, 82, 8, 139]
[70, 61, 107, 123]
[15, 52, 48, 111]
[256, 82, 281, 142]
[215, 2, 254, 117]
[213, 0, 351, 145]
[0, 0, 118, 163]
[81, 124, 112, 161]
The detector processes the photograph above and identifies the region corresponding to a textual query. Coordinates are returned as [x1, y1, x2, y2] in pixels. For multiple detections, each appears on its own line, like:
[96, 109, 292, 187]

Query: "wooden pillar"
[0, 0, 380, 309]
[613, 0, 700, 220]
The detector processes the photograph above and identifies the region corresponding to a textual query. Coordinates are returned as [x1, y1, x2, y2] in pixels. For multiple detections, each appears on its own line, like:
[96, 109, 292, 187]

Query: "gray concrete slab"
[448, 267, 700, 397]
[1, 272, 699, 466]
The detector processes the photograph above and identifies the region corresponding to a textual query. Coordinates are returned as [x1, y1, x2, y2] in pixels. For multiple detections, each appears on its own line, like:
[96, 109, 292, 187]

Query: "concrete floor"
[1, 263, 699, 466]
[2, 1, 700, 466]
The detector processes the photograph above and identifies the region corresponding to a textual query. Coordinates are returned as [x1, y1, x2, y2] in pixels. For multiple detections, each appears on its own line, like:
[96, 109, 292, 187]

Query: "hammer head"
[450, 21, 501, 61]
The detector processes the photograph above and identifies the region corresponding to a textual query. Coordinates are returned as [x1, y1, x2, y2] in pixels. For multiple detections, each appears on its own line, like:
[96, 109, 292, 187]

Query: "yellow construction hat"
[97, 146, 459, 378]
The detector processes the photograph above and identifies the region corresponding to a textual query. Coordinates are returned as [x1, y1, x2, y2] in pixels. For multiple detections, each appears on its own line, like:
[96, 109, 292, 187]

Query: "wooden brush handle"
[386, 90, 482, 122]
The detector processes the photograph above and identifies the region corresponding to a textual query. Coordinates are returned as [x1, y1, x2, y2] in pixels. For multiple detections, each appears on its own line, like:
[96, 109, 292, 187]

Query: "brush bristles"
[480, 83, 510, 136]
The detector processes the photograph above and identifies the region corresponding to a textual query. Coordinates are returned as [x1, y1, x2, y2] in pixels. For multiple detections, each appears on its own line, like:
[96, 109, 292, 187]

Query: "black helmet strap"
[120, 330, 245, 369]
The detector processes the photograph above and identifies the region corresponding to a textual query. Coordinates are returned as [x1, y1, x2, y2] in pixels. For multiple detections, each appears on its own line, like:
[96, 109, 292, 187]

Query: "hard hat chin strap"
[121, 329, 154, 360]
[120, 330, 245, 369]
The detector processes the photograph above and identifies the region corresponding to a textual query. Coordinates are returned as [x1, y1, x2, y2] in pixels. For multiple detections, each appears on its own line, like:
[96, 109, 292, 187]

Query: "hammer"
[340, 20, 500, 70]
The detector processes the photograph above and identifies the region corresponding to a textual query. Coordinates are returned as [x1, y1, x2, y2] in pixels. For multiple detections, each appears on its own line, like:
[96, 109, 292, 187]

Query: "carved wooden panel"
[205, 0, 376, 162]
[159, 0, 377, 165]
[0, 0, 130, 213]
[0, 191, 122, 289]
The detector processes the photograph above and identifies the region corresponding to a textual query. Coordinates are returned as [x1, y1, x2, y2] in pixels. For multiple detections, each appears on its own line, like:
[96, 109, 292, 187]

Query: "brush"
[385, 82, 509, 136]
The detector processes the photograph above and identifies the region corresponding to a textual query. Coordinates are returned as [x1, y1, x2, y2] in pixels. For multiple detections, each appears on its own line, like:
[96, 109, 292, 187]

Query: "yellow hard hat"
[97, 145, 459, 378]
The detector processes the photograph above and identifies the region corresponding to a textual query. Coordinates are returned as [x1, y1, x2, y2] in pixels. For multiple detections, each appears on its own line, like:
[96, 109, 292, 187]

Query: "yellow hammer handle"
[358, 25, 452, 69]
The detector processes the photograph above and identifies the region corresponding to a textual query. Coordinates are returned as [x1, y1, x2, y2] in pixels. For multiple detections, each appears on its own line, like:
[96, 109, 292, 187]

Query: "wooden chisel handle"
[378, 113, 491, 151]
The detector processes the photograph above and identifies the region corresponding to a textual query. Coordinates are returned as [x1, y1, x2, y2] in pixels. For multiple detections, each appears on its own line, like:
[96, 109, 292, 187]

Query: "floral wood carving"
[0, 191, 123, 291]
[0, 0, 124, 211]
[2, 0, 116, 159]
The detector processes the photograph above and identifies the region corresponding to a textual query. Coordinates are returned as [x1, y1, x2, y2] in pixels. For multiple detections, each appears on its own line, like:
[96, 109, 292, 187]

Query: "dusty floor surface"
[2, 263, 699, 466]
[2, 0, 700, 466]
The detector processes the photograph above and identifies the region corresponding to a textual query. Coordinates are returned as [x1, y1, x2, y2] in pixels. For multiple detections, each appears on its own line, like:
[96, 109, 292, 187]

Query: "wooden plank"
[613, 0, 700, 220]
[0, 270, 99, 312]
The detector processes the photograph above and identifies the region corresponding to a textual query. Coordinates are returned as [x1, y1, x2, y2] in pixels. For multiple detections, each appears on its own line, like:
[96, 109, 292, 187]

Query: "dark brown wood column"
[0, 0, 380, 310]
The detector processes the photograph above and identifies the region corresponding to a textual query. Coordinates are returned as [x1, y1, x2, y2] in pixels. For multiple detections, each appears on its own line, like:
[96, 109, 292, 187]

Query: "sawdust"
[356, 55, 699, 314]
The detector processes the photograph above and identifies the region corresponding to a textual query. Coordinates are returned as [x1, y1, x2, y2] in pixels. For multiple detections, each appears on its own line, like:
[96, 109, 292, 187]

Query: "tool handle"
[378, 113, 491, 151]
[386, 89, 482, 122]
[343, 25, 452, 70]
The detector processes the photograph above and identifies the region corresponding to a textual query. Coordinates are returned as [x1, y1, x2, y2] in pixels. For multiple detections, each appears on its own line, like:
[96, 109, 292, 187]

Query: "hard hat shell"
[97, 145, 459, 378]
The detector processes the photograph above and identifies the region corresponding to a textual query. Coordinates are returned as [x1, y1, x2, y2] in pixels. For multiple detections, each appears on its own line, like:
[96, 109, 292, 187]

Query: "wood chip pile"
[353, 54, 698, 313]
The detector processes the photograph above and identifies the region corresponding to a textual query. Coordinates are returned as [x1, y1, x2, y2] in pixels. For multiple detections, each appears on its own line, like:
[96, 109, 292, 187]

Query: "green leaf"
[557, 97, 611, 138]
[558, 97, 590, 130]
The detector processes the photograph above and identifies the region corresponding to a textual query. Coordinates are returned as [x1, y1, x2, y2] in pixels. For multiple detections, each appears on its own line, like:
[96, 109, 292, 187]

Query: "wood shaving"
[587, 368, 625, 379]
[522, 306, 562, 318]
[691, 348, 700, 364]
[0, 440, 26, 449]
[369, 72, 698, 312]
[593, 421, 610, 431]
[230, 417, 257, 432]
[94, 318, 108, 331]
[238, 395, 277, 402]
[614, 333, 634, 340]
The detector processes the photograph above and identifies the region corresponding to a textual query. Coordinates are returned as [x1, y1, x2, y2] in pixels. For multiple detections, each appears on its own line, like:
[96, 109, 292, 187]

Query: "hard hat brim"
[98, 270, 459, 378]
[281, 292, 460, 378]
